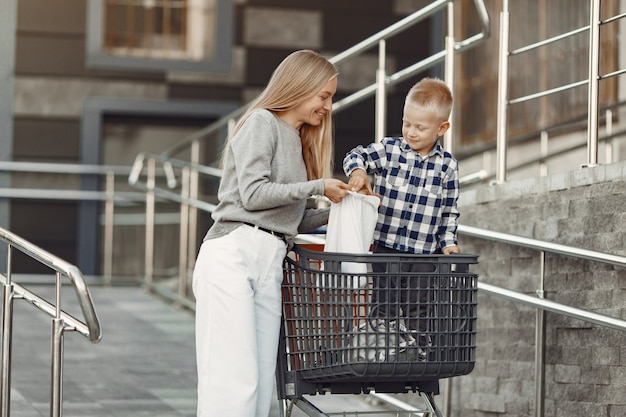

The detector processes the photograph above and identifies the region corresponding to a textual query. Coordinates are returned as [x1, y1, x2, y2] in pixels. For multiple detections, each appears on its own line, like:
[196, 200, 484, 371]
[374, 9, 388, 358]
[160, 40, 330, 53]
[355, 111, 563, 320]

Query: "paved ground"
[4, 283, 433, 417]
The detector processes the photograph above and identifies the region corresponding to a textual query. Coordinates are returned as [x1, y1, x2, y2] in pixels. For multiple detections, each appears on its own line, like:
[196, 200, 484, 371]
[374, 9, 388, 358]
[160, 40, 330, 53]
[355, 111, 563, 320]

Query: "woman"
[192, 50, 351, 417]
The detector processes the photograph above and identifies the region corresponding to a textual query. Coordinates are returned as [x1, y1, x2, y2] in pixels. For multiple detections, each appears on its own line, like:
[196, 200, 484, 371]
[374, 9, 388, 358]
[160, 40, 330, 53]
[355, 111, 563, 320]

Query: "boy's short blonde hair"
[405, 77, 453, 121]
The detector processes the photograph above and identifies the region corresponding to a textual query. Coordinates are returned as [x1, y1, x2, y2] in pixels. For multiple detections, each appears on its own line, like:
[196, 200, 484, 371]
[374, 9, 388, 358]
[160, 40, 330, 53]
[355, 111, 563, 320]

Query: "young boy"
[343, 77, 460, 393]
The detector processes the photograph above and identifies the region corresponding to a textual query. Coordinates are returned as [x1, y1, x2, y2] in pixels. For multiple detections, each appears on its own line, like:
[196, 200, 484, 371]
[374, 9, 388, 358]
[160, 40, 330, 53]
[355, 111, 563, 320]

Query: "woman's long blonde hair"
[226, 50, 337, 180]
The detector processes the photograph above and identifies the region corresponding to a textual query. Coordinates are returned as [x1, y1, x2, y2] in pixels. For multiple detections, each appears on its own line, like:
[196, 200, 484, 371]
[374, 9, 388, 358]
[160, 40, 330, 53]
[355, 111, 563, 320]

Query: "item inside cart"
[277, 243, 478, 398]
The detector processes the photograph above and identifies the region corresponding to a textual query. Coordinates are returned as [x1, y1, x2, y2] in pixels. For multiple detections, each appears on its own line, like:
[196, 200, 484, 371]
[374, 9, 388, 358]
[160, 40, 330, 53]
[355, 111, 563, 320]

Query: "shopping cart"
[276, 244, 478, 417]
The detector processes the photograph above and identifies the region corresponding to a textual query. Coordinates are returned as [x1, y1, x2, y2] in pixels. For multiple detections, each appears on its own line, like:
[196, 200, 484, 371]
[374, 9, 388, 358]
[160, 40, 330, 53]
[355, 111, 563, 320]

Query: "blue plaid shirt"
[343, 137, 460, 254]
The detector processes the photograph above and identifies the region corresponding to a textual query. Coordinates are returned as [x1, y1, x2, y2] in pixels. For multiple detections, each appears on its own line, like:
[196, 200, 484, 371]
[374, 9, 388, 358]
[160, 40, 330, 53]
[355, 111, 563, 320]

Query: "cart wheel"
[421, 392, 444, 417]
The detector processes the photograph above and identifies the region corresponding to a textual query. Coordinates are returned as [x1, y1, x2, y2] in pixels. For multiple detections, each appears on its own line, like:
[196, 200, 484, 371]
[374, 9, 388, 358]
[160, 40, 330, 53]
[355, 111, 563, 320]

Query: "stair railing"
[456, 100, 626, 183]
[0, 227, 102, 417]
[458, 224, 626, 417]
[0, 160, 147, 282]
[495, 0, 626, 182]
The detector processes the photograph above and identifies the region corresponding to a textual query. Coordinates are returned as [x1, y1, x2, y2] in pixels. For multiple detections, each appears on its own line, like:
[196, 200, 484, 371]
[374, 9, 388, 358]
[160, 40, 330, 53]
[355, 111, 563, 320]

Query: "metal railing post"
[144, 158, 156, 285]
[178, 167, 190, 299]
[375, 40, 387, 143]
[540, 131, 549, 176]
[50, 272, 64, 417]
[535, 251, 546, 417]
[103, 171, 115, 285]
[50, 320, 64, 417]
[0, 286, 12, 417]
[605, 109, 613, 163]
[443, 0, 455, 153]
[443, 5, 456, 414]
[1, 246, 13, 417]
[187, 139, 200, 283]
[227, 117, 236, 142]
[586, 0, 601, 167]
[495, 0, 510, 183]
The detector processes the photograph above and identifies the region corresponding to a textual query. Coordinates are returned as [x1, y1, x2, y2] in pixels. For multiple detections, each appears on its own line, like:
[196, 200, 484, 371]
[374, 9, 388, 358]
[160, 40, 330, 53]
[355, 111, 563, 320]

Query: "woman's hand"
[323, 179, 351, 203]
[347, 169, 373, 195]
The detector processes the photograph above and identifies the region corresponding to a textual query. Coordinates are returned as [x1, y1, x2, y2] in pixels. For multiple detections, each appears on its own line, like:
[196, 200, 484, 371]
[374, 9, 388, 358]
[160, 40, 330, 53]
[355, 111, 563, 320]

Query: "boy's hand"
[443, 246, 461, 255]
[348, 169, 373, 195]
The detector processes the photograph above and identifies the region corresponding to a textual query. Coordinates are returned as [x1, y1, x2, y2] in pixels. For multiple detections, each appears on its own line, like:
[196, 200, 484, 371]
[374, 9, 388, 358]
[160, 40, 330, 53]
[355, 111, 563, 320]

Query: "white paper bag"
[325, 192, 380, 287]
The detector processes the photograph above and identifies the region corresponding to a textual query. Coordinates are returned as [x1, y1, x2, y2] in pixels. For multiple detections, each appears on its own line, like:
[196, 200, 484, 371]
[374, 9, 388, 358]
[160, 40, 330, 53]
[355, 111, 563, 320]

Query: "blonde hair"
[227, 50, 338, 180]
[405, 77, 453, 121]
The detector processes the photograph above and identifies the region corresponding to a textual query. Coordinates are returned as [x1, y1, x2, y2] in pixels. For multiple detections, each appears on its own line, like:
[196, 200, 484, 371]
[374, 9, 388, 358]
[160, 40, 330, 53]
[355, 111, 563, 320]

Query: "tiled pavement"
[9, 285, 196, 417]
[5, 284, 426, 417]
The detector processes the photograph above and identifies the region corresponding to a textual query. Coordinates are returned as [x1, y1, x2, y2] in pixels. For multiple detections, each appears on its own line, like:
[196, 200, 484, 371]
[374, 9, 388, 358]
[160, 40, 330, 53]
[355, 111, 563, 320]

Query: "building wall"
[449, 161, 626, 417]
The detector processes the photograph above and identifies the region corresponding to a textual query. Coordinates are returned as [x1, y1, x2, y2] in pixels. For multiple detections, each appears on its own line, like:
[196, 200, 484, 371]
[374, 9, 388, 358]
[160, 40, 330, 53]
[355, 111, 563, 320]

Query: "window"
[87, 0, 233, 72]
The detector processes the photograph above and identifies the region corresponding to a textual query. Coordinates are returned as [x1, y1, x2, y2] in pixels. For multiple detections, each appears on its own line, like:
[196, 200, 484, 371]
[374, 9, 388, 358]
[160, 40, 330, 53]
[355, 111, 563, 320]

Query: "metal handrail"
[458, 222, 626, 417]
[0, 227, 102, 341]
[129, 151, 223, 187]
[0, 160, 178, 281]
[458, 226, 626, 330]
[0, 227, 101, 417]
[0, 160, 180, 206]
[3, 279, 93, 334]
[330, 0, 489, 114]
[459, 224, 626, 268]
[468, 126, 626, 183]
[478, 281, 626, 331]
[0, 160, 132, 175]
[496, 0, 626, 182]
[0, 188, 142, 202]
[458, 224, 626, 331]
[455, 99, 626, 160]
[0, 160, 146, 203]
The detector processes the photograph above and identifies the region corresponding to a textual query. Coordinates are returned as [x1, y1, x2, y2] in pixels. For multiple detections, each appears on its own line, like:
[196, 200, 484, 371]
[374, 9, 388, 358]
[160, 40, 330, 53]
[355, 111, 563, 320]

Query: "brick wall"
[448, 161, 626, 417]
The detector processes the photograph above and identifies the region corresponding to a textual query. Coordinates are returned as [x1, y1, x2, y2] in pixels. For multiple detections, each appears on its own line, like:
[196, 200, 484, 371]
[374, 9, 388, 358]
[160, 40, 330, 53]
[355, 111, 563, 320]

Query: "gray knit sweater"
[204, 109, 329, 242]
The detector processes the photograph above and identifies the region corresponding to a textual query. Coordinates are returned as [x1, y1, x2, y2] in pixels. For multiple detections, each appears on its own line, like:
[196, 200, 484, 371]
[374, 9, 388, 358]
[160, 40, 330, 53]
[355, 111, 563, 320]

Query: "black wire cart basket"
[276, 244, 479, 417]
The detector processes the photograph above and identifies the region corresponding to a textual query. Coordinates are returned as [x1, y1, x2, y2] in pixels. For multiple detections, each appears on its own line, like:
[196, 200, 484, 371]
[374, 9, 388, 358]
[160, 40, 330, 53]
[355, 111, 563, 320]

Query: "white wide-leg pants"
[193, 225, 287, 417]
